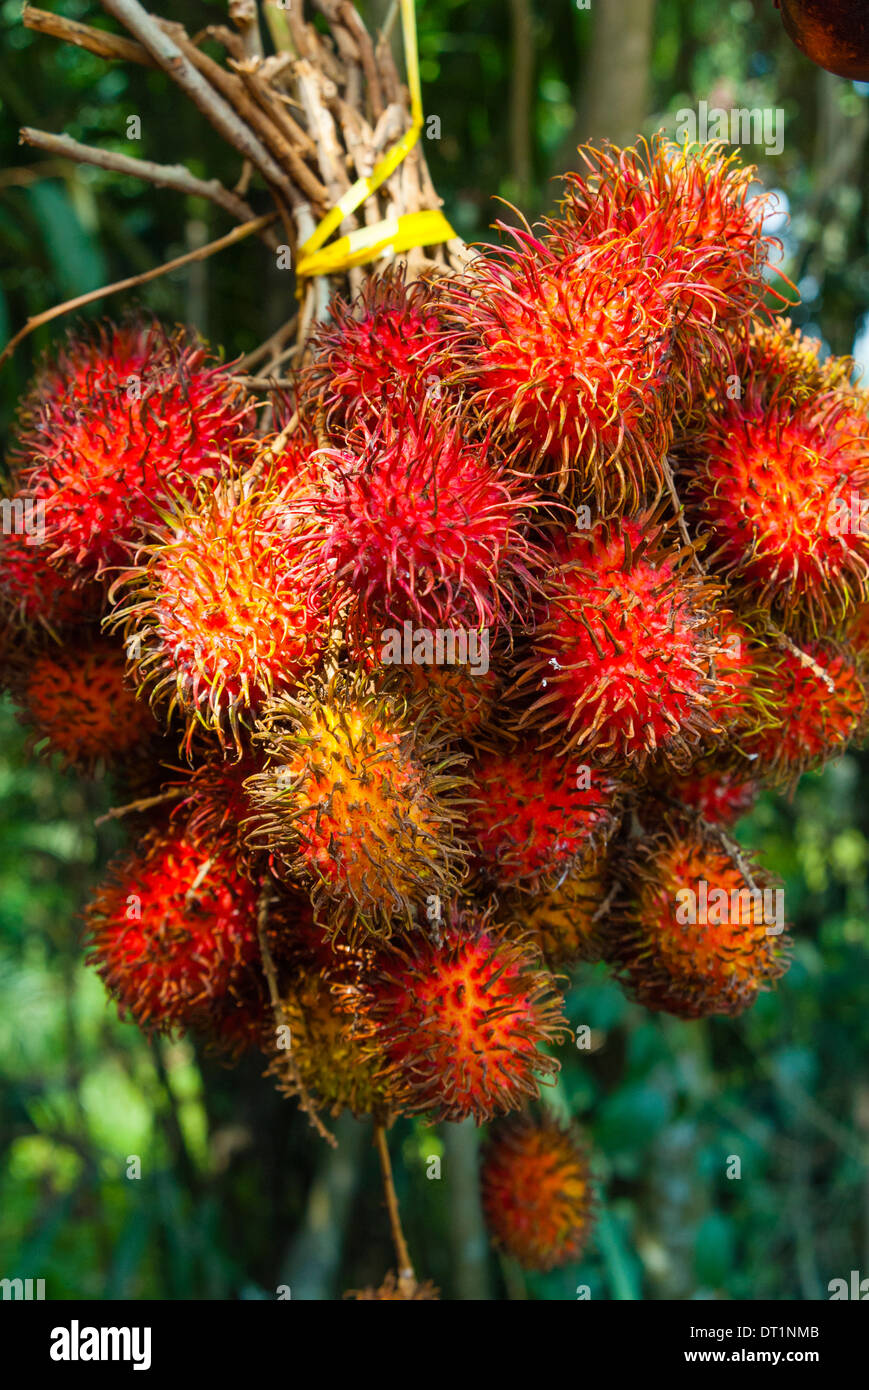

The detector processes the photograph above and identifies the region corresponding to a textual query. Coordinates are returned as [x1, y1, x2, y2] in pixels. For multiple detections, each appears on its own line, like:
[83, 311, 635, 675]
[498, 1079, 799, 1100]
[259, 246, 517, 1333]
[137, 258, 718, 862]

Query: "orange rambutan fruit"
[299, 399, 539, 642]
[741, 640, 867, 782]
[444, 220, 679, 504]
[561, 138, 782, 335]
[85, 827, 267, 1033]
[394, 660, 501, 743]
[304, 268, 447, 427]
[742, 317, 859, 405]
[611, 822, 789, 1018]
[511, 516, 721, 768]
[244, 670, 469, 940]
[465, 744, 618, 892]
[8, 634, 158, 772]
[110, 473, 328, 754]
[507, 861, 609, 969]
[682, 388, 869, 630]
[15, 322, 254, 571]
[353, 906, 568, 1122]
[481, 1113, 595, 1271]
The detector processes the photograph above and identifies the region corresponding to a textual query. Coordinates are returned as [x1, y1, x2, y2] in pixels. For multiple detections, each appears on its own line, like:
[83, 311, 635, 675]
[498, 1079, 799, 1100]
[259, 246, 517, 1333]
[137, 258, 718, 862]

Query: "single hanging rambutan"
[86, 827, 265, 1033]
[561, 137, 781, 333]
[110, 472, 328, 755]
[303, 268, 447, 427]
[353, 906, 568, 1122]
[682, 388, 869, 629]
[506, 861, 609, 969]
[510, 516, 721, 768]
[480, 1113, 595, 1271]
[244, 670, 469, 940]
[8, 634, 158, 773]
[15, 322, 254, 570]
[611, 822, 790, 1018]
[299, 399, 539, 643]
[741, 640, 867, 782]
[345, 1274, 440, 1301]
[444, 221, 679, 504]
[465, 744, 618, 892]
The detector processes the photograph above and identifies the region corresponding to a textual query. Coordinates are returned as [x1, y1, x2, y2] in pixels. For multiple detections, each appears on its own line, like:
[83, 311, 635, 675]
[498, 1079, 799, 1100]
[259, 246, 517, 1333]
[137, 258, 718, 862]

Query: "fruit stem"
[373, 1121, 417, 1296]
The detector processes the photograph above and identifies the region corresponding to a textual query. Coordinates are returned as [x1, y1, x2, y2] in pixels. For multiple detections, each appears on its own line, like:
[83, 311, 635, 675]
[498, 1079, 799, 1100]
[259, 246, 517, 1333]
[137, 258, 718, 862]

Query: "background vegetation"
[1, 0, 868, 1300]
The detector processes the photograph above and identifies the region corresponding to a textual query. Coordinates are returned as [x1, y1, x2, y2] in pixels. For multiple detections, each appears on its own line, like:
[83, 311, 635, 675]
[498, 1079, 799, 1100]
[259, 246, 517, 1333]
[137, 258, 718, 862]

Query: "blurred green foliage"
[1, 0, 868, 1300]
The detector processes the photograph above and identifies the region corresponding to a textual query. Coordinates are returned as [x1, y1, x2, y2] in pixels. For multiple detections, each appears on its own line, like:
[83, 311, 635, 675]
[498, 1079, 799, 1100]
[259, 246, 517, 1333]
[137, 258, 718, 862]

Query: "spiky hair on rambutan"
[465, 743, 619, 893]
[393, 660, 502, 745]
[302, 267, 447, 428]
[679, 382, 869, 632]
[165, 755, 265, 867]
[610, 820, 790, 1019]
[480, 1112, 595, 1271]
[296, 397, 540, 645]
[702, 613, 779, 749]
[741, 640, 868, 784]
[85, 826, 269, 1034]
[351, 904, 568, 1122]
[345, 1274, 440, 1301]
[244, 669, 469, 941]
[442, 218, 680, 506]
[560, 137, 783, 335]
[14, 319, 255, 571]
[510, 514, 722, 768]
[504, 861, 609, 969]
[649, 762, 760, 828]
[109, 471, 328, 756]
[7, 633, 159, 773]
[740, 317, 860, 406]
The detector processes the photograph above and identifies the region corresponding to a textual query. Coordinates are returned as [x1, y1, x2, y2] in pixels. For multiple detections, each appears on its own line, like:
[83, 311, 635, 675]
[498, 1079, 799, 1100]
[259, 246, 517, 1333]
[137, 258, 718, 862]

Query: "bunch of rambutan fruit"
[2, 137, 868, 1290]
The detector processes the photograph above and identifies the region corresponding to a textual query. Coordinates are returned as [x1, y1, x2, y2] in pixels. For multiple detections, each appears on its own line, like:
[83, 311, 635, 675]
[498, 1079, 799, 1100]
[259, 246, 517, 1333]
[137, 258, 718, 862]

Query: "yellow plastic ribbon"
[295, 0, 456, 283]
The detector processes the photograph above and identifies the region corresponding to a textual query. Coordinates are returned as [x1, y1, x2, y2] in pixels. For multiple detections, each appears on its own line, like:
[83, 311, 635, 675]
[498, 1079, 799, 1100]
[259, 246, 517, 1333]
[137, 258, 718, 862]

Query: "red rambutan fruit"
[110, 473, 327, 754]
[304, 269, 447, 427]
[8, 635, 158, 773]
[511, 517, 721, 768]
[561, 138, 781, 334]
[611, 823, 789, 1018]
[16, 322, 254, 570]
[683, 389, 869, 629]
[480, 1113, 595, 1271]
[659, 764, 760, 827]
[465, 744, 618, 892]
[444, 221, 678, 504]
[245, 670, 469, 940]
[354, 906, 568, 1122]
[741, 640, 868, 782]
[85, 827, 266, 1033]
[300, 399, 538, 641]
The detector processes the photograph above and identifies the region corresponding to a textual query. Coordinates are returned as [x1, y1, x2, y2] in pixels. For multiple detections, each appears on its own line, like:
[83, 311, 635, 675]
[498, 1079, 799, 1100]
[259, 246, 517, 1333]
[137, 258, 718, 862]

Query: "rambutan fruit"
[169, 755, 264, 856]
[682, 389, 869, 629]
[444, 220, 678, 504]
[507, 862, 609, 969]
[480, 1113, 595, 1271]
[465, 744, 618, 892]
[85, 827, 265, 1033]
[304, 268, 447, 427]
[741, 640, 868, 782]
[345, 1274, 440, 1300]
[703, 614, 777, 746]
[110, 473, 328, 754]
[353, 906, 568, 1122]
[611, 822, 789, 1018]
[245, 671, 469, 940]
[300, 399, 538, 642]
[561, 138, 781, 334]
[510, 517, 721, 768]
[15, 322, 254, 571]
[742, 317, 858, 406]
[0, 520, 104, 630]
[8, 634, 158, 773]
